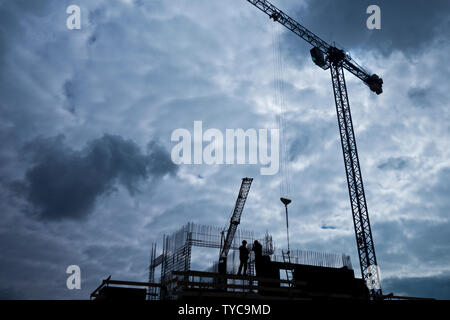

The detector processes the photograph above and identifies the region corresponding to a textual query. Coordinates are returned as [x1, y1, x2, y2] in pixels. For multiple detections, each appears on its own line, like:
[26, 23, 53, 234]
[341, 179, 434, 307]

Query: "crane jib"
[246, 0, 383, 94]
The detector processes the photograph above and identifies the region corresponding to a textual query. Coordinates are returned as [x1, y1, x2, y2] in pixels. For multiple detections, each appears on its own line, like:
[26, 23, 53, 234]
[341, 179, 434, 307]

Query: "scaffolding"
[272, 249, 353, 269]
[148, 222, 274, 299]
[148, 222, 355, 300]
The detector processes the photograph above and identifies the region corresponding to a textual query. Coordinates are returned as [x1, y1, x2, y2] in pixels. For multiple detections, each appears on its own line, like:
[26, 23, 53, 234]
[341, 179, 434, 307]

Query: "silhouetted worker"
[253, 240, 262, 257]
[252, 240, 263, 276]
[237, 240, 249, 276]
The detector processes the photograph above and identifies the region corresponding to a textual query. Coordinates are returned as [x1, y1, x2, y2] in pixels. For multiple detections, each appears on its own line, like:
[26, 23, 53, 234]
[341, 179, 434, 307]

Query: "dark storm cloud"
[148, 198, 230, 235]
[377, 156, 410, 171]
[408, 87, 431, 108]
[63, 80, 76, 114]
[288, 115, 336, 162]
[383, 273, 450, 300]
[372, 169, 450, 299]
[417, 167, 450, 219]
[375, 219, 450, 269]
[284, 0, 450, 57]
[0, 287, 23, 300]
[16, 134, 177, 220]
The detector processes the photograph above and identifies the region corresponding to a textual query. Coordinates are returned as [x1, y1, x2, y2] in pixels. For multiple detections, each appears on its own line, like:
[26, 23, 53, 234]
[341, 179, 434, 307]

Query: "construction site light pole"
[246, 0, 383, 297]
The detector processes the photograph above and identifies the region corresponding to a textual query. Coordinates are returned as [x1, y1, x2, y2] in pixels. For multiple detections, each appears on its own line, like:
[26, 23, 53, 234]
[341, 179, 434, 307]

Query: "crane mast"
[218, 177, 253, 274]
[246, 0, 382, 297]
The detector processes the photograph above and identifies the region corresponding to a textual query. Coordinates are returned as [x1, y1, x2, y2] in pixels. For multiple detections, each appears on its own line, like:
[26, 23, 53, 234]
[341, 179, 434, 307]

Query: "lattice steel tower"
[246, 0, 383, 297]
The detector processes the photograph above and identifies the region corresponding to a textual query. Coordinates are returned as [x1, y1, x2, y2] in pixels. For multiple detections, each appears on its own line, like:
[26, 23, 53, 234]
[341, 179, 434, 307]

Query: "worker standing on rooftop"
[237, 240, 249, 276]
[252, 240, 263, 276]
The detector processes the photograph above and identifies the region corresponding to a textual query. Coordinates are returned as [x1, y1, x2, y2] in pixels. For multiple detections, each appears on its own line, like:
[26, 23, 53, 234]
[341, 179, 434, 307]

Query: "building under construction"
[91, 221, 368, 301]
[150, 222, 367, 300]
[90, 175, 431, 301]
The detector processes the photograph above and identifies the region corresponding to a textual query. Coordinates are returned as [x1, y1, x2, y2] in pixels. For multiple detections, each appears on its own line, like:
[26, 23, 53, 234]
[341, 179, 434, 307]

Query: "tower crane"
[245, 0, 383, 297]
[218, 177, 253, 274]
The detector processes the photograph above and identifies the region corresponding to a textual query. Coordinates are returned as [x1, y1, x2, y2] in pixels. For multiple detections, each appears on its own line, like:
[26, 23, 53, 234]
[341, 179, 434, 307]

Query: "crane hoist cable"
[271, 22, 293, 267]
[271, 21, 291, 199]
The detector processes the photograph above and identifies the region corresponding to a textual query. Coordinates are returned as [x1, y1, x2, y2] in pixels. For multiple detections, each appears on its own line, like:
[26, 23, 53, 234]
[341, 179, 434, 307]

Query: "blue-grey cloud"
[63, 80, 77, 114]
[408, 87, 431, 108]
[377, 157, 410, 171]
[0, 287, 24, 300]
[383, 273, 450, 300]
[287, 0, 450, 57]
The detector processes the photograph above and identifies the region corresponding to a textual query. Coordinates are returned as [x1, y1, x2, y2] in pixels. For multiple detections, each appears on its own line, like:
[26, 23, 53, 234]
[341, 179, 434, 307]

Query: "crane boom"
[218, 178, 253, 272]
[245, 0, 382, 297]
[246, 0, 383, 94]
[247, 0, 330, 52]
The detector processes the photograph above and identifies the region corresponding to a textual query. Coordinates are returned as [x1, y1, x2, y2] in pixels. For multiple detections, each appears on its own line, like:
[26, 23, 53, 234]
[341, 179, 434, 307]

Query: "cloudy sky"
[0, 0, 449, 299]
